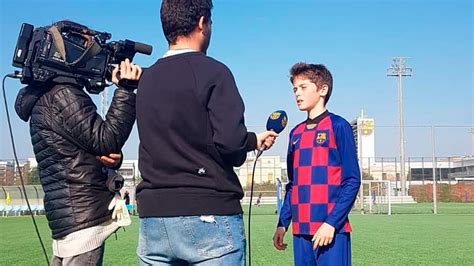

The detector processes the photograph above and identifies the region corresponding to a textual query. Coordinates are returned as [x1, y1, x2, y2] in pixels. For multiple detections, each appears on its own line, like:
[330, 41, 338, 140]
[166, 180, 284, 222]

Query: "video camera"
[12, 20, 152, 93]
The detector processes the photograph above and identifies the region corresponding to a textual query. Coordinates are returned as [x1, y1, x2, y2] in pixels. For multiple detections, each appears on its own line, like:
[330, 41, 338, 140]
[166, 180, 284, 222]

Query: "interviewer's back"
[136, 51, 252, 217]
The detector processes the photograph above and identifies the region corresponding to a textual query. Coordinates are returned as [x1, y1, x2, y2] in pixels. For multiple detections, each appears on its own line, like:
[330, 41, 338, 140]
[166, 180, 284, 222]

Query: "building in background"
[117, 160, 139, 188]
[236, 155, 282, 188]
[0, 159, 30, 186]
[351, 110, 375, 169]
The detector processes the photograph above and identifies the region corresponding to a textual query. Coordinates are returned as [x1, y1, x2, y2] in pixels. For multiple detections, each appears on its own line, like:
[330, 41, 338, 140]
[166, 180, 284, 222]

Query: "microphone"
[133, 41, 153, 55]
[256, 110, 288, 158]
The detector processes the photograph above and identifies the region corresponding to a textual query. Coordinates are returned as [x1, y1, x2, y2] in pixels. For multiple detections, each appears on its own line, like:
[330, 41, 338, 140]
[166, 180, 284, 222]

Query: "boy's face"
[292, 76, 324, 112]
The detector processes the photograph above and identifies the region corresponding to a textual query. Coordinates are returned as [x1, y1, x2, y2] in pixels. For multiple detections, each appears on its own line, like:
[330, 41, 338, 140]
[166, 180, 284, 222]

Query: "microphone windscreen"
[266, 110, 288, 134]
[134, 42, 153, 55]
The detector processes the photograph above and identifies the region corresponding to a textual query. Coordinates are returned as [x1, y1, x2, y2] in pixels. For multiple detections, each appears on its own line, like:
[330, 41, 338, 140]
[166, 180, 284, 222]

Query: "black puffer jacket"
[15, 83, 135, 239]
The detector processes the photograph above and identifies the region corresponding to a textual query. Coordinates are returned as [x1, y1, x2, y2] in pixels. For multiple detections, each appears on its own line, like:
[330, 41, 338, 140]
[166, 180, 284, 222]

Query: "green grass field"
[1, 203, 473, 265]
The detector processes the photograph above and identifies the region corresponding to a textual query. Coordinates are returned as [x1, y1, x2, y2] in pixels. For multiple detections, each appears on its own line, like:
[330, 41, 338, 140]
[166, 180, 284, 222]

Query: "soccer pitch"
[1, 203, 473, 265]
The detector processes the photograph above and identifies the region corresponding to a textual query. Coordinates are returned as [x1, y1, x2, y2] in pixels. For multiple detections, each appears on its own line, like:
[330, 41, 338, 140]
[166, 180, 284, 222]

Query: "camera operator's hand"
[97, 153, 122, 168]
[112, 58, 142, 90]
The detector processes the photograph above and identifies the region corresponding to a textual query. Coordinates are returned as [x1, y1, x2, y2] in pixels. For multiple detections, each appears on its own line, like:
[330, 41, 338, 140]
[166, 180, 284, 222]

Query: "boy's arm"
[277, 134, 294, 230]
[325, 119, 361, 230]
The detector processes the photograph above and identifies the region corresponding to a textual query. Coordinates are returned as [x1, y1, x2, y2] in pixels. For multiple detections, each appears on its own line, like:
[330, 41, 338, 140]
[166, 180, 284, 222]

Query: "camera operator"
[15, 46, 142, 266]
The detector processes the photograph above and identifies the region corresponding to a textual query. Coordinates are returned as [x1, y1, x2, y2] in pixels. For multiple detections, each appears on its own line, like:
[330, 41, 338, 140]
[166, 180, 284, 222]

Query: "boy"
[273, 63, 361, 265]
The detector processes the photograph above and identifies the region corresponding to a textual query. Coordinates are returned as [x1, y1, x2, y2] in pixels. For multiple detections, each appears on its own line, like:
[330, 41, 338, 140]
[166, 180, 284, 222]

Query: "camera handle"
[48, 26, 102, 68]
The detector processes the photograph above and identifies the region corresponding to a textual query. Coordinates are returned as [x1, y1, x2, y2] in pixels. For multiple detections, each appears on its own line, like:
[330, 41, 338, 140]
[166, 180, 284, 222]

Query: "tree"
[362, 171, 373, 180]
[28, 167, 40, 185]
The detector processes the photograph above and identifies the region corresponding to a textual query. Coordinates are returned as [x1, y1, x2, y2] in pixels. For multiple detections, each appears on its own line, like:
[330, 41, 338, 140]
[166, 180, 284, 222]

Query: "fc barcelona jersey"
[277, 112, 361, 235]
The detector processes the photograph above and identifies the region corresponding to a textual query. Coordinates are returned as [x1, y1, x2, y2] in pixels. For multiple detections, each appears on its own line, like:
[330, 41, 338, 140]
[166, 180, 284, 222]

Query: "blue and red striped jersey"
[277, 112, 361, 235]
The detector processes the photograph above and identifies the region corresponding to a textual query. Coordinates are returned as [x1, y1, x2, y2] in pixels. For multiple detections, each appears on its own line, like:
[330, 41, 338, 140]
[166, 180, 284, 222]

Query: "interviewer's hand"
[312, 222, 335, 249]
[112, 58, 142, 86]
[273, 227, 288, 250]
[256, 131, 278, 150]
[97, 153, 122, 168]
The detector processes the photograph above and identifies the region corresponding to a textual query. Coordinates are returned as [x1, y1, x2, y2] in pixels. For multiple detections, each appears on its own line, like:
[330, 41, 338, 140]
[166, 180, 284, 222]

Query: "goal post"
[354, 180, 392, 215]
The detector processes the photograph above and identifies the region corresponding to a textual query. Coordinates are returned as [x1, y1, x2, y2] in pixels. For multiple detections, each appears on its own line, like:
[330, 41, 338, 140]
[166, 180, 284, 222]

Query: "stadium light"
[431, 126, 437, 214]
[387, 57, 412, 196]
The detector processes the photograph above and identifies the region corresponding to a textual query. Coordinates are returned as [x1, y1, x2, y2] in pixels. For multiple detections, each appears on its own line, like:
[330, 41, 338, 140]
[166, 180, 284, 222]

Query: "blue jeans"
[137, 214, 246, 265]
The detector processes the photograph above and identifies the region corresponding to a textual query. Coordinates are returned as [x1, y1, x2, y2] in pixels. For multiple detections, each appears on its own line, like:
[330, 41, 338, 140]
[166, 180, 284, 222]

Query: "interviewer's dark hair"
[160, 0, 213, 44]
[290, 63, 333, 105]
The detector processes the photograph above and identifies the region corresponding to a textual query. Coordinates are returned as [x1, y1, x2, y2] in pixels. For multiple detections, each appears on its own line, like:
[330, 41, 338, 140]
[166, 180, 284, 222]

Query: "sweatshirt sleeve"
[206, 66, 255, 167]
[325, 117, 361, 230]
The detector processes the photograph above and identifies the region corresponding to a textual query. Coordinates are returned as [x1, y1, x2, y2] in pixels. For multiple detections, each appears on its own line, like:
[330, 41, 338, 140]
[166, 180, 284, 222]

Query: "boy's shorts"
[293, 233, 351, 266]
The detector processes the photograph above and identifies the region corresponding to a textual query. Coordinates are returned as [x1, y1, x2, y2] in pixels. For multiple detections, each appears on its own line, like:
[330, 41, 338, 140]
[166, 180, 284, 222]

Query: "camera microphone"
[133, 42, 153, 55]
[256, 110, 288, 158]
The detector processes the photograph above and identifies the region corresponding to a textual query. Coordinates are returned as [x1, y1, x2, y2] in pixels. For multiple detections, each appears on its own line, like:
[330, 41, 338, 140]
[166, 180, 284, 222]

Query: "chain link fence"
[1, 125, 472, 216]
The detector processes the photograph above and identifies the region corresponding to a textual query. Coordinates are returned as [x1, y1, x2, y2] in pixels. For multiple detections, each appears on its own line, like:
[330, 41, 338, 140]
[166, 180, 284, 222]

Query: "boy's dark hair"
[160, 0, 213, 44]
[290, 63, 333, 105]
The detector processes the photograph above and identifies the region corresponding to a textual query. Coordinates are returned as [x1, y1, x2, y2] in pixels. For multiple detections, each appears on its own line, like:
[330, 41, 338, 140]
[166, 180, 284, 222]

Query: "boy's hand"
[97, 153, 122, 168]
[256, 131, 279, 150]
[312, 223, 335, 249]
[273, 227, 288, 250]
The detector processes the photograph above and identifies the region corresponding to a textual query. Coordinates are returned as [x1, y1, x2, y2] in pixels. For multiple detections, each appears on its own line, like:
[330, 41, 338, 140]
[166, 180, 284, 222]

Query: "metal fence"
[0, 185, 44, 216]
[1, 124, 472, 216]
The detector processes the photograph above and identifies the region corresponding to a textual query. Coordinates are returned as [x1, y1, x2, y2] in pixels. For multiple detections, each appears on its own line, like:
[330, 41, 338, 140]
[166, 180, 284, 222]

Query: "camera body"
[12, 20, 152, 93]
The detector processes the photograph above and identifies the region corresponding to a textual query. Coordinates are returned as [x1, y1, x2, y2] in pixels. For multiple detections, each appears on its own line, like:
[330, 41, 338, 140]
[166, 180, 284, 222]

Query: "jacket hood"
[15, 85, 46, 122]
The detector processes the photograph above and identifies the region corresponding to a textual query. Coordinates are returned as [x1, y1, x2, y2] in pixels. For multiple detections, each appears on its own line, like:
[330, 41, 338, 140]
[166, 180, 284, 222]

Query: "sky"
[0, 0, 472, 160]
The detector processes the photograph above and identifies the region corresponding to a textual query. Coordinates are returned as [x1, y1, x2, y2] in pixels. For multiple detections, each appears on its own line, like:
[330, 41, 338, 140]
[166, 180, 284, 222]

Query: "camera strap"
[48, 25, 102, 68]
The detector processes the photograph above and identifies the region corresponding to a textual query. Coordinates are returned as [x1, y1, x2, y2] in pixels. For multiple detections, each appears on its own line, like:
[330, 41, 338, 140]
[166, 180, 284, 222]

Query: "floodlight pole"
[387, 57, 412, 196]
[431, 126, 438, 214]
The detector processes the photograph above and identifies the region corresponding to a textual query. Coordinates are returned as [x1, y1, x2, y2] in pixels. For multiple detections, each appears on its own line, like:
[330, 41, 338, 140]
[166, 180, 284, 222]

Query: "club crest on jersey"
[315, 131, 328, 145]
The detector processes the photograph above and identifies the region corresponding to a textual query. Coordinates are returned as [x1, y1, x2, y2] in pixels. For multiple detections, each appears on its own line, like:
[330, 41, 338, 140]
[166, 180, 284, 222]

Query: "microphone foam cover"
[266, 110, 288, 134]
